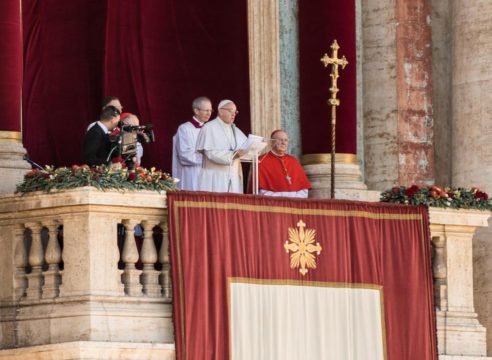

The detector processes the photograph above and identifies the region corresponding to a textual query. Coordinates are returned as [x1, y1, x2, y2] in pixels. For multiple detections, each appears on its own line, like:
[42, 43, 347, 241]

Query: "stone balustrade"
[0, 189, 490, 359]
[0, 187, 174, 359]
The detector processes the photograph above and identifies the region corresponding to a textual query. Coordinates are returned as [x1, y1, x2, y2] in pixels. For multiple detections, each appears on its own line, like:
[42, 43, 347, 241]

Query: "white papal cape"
[172, 118, 203, 190]
[195, 117, 247, 193]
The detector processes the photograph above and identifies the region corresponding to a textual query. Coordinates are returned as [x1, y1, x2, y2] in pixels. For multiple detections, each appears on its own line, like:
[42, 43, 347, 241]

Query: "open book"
[237, 134, 267, 161]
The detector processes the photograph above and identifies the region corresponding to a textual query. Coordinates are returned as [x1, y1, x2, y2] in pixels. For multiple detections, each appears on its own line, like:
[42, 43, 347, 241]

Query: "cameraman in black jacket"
[82, 105, 121, 166]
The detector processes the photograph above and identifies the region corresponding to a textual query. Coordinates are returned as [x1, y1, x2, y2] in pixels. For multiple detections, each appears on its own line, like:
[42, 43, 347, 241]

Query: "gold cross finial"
[320, 40, 348, 69]
[297, 220, 306, 229]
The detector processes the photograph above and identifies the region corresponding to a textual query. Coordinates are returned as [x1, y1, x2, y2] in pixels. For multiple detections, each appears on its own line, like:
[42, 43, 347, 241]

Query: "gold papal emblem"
[284, 220, 322, 276]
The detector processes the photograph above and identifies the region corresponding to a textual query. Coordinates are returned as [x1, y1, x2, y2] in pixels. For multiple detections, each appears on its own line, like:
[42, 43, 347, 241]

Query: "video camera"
[119, 124, 155, 154]
[110, 123, 155, 169]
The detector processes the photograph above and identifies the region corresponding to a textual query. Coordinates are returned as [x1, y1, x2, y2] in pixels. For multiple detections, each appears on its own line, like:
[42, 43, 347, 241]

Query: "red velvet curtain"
[22, 0, 250, 171]
[168, 192, 437, 359]
[299, 0, 357, 155]
[0, 0, 23, 132]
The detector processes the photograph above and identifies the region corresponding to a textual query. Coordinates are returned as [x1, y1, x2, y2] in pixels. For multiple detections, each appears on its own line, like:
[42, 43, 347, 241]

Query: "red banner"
[168, 192, 437, 360]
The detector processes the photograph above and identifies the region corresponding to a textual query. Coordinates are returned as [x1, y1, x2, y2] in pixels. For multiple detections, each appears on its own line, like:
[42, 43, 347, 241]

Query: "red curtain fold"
[22, 0, 107, 164]
[0, 0, 23, 132]
[299, 0, 357, 155]
[168, 192, 437, 360]
[22, 0, 250, 171]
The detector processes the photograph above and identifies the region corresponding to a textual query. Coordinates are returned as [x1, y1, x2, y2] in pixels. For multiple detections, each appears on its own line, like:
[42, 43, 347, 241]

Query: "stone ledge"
[0, 187, 167, 214]
[0, 341, 175, 360]
[429, 207, 491, 227]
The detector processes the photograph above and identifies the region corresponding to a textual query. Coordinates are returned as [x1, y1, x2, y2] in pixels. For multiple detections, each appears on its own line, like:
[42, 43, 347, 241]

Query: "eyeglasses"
[221, 108, 239, 115]
[198, 108, 213, 113]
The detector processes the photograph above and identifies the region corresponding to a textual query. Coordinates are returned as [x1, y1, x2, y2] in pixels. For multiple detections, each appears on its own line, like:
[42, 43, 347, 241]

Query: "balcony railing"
[0, 188, 490, 359]
[0, 187, 174, 357]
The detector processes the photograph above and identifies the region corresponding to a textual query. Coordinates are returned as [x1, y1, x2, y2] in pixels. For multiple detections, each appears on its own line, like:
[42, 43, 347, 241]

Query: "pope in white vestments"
[196, 99, 247, 193]
[172, 97, 213, 190]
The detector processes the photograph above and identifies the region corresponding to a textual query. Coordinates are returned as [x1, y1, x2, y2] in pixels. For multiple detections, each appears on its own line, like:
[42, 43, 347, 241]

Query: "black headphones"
[104, 105, 121, 118]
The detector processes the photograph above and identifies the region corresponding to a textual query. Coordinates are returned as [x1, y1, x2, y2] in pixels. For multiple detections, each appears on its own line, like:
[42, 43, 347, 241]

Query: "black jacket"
[82, 124, 118, 166]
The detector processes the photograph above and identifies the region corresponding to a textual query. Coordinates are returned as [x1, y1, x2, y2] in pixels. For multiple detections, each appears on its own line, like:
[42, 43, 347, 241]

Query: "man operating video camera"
[82, 105, 121, 167]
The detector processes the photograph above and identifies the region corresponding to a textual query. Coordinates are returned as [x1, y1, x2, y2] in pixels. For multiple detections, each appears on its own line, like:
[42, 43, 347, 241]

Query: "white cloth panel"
[229, 282, 385, 360]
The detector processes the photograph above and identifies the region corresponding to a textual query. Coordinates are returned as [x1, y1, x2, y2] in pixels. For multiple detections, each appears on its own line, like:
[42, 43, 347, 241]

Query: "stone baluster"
[121, 220, 142, 296]
[159, 220, 171, 301]
[13, 224, 27, 300]
[25, 222, 44, 300]
[140, 221, 161, 297]
[431, 235, 447, 311]
[42, 221, 62, 299]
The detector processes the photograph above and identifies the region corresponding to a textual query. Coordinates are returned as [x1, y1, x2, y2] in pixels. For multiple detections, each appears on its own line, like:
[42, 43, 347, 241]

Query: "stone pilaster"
[247, 0, 281, 139]
[430, 208, 490, 357]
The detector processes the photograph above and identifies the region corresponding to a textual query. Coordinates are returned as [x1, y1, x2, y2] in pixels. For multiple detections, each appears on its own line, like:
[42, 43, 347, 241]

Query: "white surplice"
[195, 117, 247, 193]
[172, 118, 204, 190]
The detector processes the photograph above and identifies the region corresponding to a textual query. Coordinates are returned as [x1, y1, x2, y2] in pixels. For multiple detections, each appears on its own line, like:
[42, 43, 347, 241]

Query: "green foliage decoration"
[16, 165, 178, 194]
[380, 185, 492, 211]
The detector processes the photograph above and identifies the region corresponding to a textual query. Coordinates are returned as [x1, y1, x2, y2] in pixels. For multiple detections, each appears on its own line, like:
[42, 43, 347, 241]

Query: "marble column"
[247, 0, 281, 139]
[0, 0, 30, 195]
[279, 0, 301, 158]
[450, 0, 492, 355]
[395, 0, 434, 186]
[362, 0, 434, 191]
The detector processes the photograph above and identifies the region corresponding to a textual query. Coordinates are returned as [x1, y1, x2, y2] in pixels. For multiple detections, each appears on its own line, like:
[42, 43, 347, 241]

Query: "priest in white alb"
[195, 99, 247, 193]
[172, 96, 213, 190]
[257, 129, 311, 198]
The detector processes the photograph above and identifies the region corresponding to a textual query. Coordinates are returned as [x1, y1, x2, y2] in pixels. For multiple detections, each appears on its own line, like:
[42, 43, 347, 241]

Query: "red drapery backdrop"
[0, 0, 24, 132]
[21, 0, 250, 172]
[299, 0, 357, 155]
[168, 192, 437, 359]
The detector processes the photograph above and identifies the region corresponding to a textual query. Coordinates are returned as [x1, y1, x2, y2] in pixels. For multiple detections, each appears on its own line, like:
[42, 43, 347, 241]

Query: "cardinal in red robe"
[256, 129, 311, 198]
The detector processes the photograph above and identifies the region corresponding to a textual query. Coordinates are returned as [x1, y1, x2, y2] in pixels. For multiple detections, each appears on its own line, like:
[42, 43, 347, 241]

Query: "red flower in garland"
[128, 172, 136, 181]
[405, 185, 420, 197]
[475, 191, 488, 200]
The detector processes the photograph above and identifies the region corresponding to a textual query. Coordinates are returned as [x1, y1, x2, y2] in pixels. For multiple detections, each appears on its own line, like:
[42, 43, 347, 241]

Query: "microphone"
[23, 154, 44, 170]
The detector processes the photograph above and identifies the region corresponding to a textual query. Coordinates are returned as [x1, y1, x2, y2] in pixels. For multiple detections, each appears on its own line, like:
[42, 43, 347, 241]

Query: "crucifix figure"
[320, 39, 348, 199]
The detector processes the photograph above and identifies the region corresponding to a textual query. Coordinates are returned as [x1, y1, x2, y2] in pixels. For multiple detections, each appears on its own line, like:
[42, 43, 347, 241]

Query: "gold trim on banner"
[228, 277, 387, 360]
[174, 201, 423, 221]
[301, 153, 358, 165]
[0, 131, 22, 142]
[229, 277, 383, 290]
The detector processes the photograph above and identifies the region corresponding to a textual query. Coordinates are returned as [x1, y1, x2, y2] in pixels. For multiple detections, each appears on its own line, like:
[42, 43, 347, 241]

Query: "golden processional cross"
[320, 39, 348, 199]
